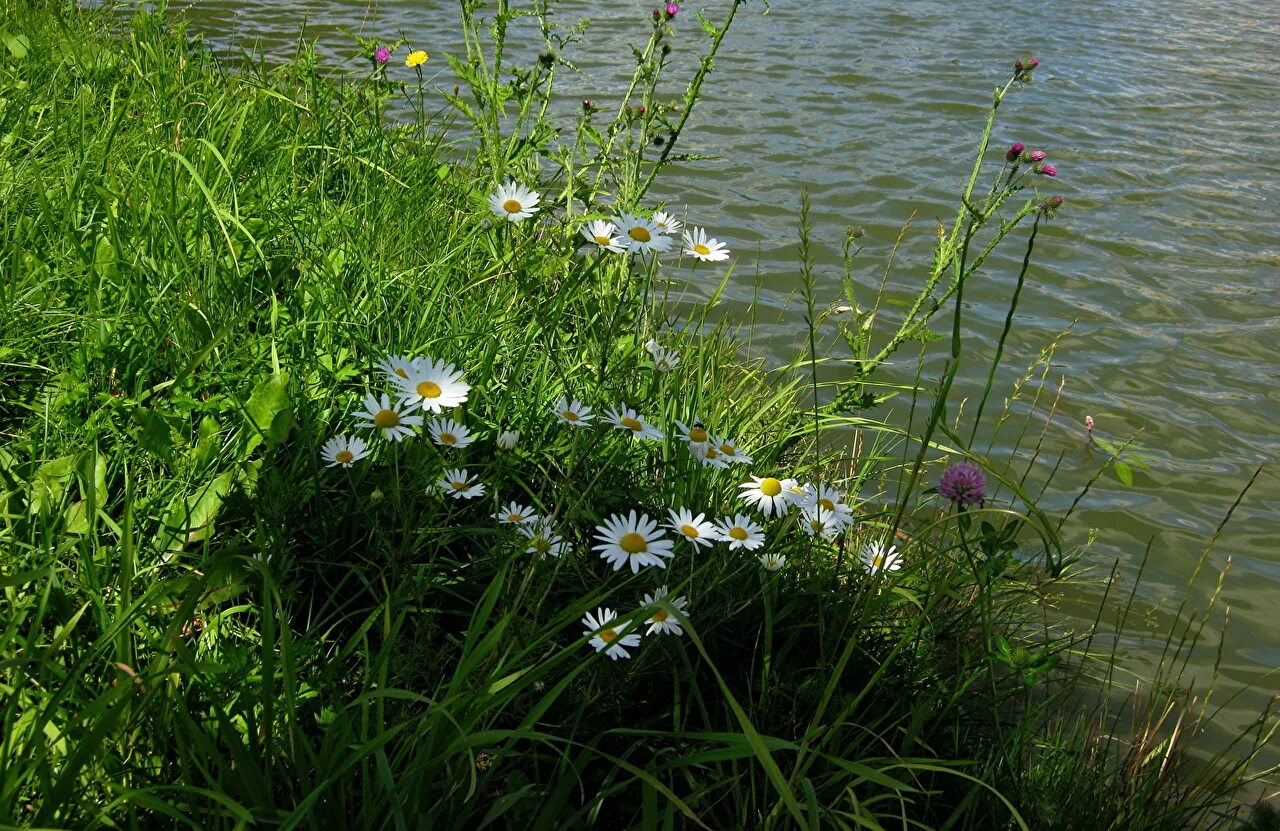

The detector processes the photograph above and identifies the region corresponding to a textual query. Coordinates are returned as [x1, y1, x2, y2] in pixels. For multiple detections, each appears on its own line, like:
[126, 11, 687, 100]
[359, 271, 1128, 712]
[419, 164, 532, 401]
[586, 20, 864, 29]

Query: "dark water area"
[137, 0, 1279, 766]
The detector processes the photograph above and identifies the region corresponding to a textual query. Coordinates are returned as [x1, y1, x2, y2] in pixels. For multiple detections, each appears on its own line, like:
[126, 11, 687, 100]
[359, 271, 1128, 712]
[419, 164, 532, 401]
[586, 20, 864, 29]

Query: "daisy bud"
[496, 430, 519, 451]
[1005, 142, 1024, 162]
[1029, 149, 1047, 163]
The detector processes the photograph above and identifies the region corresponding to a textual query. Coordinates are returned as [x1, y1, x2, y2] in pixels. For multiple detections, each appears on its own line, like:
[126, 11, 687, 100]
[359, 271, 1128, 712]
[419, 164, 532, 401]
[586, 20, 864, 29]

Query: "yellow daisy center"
[620, 416, 643, 432]
[789, 486, 806, 495]
[394, 367, 409, 379]
[373, 409, 400, 429]
[533, 537, 551, 554]
[335, 450, 354, 463]
[720, 444, 737, 456]
[619, 532, 648, 554]
[599, 627, 618, 643]
[759, 477, 782, 497]
[451, 480, 468, 491]
[562, 410, 580, 421]
[439, 433, 457, 445]
[706, 448, 720, 460]
[628, 226, 651, 243]
[693, 243, 711, 256]
[506, 513, 524, 522]
[680, 524, 700, 538]
[651, 608, 669, 622]
[818, 498, 835, 511]
[417, 380, 442, 399]
[810, 520, 825, 533]
[689, 427, 708, 442]
[503, 198, 523, 214]
[872, 554, 885, 569]
[594, 234, 612, 245]
[729, 527, 749, 541]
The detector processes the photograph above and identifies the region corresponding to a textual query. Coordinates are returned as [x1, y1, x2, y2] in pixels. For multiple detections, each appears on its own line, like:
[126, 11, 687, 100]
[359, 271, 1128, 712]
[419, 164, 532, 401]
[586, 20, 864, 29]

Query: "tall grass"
[0, 0, 1274, 828]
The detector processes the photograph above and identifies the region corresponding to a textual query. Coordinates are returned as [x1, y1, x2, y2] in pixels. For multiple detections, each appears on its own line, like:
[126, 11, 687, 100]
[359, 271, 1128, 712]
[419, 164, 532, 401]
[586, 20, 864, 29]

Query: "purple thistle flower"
[938, 462, 986, 508]
[1029, 149, 1047, 163]
[666, 2, 680, 16]
[374, 46, 391, 65]
[1037, 163, 1058, 177]
[1005, 142, 1025, 162]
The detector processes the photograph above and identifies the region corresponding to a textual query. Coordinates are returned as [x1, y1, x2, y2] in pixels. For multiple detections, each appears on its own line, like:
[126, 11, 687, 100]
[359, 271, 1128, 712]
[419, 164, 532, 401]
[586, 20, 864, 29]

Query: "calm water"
[162, 0, 1279, 759]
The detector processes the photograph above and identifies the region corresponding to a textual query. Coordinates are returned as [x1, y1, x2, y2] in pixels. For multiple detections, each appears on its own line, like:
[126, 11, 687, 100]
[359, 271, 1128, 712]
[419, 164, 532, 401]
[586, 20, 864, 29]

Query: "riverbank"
[0, 1, 1273, 828]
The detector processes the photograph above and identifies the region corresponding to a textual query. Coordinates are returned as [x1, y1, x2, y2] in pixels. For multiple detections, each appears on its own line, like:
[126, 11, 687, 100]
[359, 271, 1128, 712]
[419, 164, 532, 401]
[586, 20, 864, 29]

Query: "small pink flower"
[1036, 164, 1058, 177]
[1005, 142, 1025, 162]
[1084, 415, 1095, 433]
[582, 99, 593, 109]
[665, 1, 680, 16]
[374, 46, 391, 65]
[1029, 150, 1047, 163]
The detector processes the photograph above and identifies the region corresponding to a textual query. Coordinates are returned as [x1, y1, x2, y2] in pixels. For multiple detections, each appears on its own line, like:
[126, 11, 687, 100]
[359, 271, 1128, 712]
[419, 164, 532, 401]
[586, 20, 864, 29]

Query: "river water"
[156, 0, 1278, 763]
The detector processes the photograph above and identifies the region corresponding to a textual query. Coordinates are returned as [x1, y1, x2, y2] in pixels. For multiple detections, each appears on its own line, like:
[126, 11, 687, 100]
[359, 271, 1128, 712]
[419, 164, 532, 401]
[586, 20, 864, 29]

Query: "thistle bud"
[1005, 142, 1024, 162]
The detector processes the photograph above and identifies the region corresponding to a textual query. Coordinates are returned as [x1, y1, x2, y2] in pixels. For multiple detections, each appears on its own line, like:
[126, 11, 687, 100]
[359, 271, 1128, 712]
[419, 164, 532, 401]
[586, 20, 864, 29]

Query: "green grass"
[1, 1, 1275, 828]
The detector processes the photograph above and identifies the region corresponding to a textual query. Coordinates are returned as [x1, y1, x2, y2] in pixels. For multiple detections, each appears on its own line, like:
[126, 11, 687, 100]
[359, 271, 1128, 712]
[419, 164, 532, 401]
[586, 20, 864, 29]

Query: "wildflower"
[374, 46, 391, 65]
[739, 475, 795, 517]
[605, 405, 664, 441]
[582, 607, 641, 660]
[489, 180, 540, 222]
[553, 396, 595, 426]
[495, 501, 538, 525]
[376, 354, 419, 382]
[681, 227, 730, 262]
[405, 49, 428, 67]
[1014, 56, 1038, 73]
[321, 435, 370, 467]
[697, 443, 732, 468]
[1029, 150, 1047, 163]
[438, 468, 484, 500]
[714, 438, 752, 465]
[1005, 142, 1024, 162]
[427, 417, 473, 449]
[395, 357, 470, 413]
[758, 553, 787, 572]
[714, 514, 765, 550]
[496, 430, 519, 451]
[643, 586, 688, 636]
[665, 2, 680, 18]
[582, 98, 594, 109]
[1084, 415, 1095, 437]
[938, 461, 986, 508]
[808, 483, 855, 527]
[652, 210, 683, 236]
[860, 541, 902, 575]
[651, 346, 680, 373]
[593, 510, 675, 573]
[580, 220, 625, 253]
[674, 419, 711, 451]
[356, 393, 422, 442]
[520, 519, 569, 558]
[666, 507, 717, 550]
[1036, 163, 1058, 177]
[783, 480, 811, 506]
[800, 506, 841, 541]
[612, 213, 672, 255]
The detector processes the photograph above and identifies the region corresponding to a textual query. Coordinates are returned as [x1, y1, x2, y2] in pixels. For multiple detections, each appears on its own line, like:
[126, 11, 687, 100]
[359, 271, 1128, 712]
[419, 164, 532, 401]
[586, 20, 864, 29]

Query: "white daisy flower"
[666, 507, 717, 550]
[438, 468, 484, 500]
[758, 553, 787, 572]
[714, 438, 752, 465]
[860, 541, 903, 575]
[427, 417, 474, 449]
[809, 483, 855, 527]
[783, 480, 811, 506]
[652, 210, 683, 236]
[604, 405, 664, 441]
[681, 227, 730, 262]
[553, 396, 595, 426]
[488, 179, 540, 222]
[800, 506, 841, 541]
[612, 213, 672, 255]
[395, 357, 470, 413]
[375, 354, 420, 383]
[320, 435, 370, 468]
[738, 475, 796, 517]
[651, 346, 680, 373]
[593, 510, 675, 573]
[519, 520, 569, 558]
[356, 393, 423, 442]
[580, 220, 625, 253]
[582, 607, 642, 660]
[642, 586, 689, 636]
[495, 501, 538, 525]
[644, 339, 662, 356]
[496, 430, 519, 451]
[713, 514, 765, 551]
[674, 419, 711, 448]
[697, 444, 733, 469]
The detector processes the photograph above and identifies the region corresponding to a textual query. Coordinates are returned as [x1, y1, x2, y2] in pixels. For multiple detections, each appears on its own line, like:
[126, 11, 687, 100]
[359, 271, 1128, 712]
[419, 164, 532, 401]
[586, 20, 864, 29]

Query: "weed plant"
[0, 0, 1274, 828]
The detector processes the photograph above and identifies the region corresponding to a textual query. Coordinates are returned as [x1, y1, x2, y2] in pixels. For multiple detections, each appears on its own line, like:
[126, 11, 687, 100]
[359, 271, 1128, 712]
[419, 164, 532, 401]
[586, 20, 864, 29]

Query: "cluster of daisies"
[487, 180, 730, 262]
